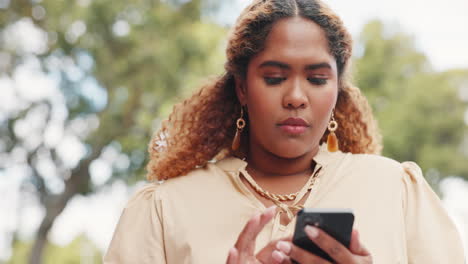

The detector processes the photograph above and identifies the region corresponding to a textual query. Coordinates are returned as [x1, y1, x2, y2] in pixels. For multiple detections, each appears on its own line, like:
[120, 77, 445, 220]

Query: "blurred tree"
[354, 20, 468, 186]
[0, 0, 227, 263]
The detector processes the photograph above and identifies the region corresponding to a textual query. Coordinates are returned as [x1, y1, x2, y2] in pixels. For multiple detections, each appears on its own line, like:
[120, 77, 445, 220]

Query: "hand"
[275, 226, 372, 264]
[226, 206, 292, 264]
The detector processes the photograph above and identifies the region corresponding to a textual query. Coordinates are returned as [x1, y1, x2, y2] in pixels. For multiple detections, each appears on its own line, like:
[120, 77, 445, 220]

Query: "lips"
[278, 117, 310, 134]
[279, 117, 309, 126]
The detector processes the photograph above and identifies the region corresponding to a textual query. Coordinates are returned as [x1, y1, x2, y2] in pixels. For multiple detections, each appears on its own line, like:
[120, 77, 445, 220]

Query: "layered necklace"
[241, 162, 322, 220]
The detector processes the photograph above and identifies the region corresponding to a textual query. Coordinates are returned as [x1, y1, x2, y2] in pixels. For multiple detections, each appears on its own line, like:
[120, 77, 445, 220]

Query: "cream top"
[104, 146, 465, 263]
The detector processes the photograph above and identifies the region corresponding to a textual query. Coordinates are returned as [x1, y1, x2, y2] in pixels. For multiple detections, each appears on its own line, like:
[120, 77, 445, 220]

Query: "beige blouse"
[104, 145, 465, 263]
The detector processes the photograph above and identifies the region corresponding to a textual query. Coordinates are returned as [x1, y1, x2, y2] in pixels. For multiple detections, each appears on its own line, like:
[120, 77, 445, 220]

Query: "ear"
[234, 76, 247, 106]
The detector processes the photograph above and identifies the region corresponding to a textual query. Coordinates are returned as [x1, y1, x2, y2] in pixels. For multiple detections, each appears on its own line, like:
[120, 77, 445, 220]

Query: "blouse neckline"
[215, 144, 339, 235]
[216, 143, 335, 173]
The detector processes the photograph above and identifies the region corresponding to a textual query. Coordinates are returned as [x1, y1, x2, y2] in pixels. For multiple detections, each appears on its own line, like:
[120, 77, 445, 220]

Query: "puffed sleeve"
[103, 183, 166, 264]
[402, 162, 465, 263]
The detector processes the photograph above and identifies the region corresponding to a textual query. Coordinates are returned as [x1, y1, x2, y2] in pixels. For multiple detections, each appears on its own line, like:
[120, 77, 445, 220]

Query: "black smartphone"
[292, 208, 354, 263]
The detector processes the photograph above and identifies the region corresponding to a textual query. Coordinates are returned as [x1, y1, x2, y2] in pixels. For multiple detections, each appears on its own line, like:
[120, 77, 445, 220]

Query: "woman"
[104, 0, 465, 263]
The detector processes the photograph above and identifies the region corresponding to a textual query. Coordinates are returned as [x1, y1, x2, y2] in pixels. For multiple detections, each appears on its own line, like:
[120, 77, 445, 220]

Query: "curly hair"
[146, 0, 382, 181]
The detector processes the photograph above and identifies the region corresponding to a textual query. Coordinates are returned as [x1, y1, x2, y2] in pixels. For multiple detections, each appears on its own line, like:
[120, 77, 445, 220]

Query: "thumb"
[349, 229, 370, 256]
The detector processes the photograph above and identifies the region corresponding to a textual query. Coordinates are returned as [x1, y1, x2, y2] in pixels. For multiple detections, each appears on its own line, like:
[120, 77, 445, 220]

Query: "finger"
[280, 255, 293, 264]
[304, 225, 354, 263]
[259, 205, 277, 226]
[256, 236, 292, 263]
[349, 229, 371, 256]
[226, 247, 239, 264]
[272, 250, 288, 264]
[256, 207, 276, 240]
[276, 240, 292, 255]
[237, 207, 274, 254]
[288, 243, 332, 264]
[234, 212, 260, 255]
[272, 250, 294, 264]
[234, 206, 276, 254]
[276, 240, 328, 263]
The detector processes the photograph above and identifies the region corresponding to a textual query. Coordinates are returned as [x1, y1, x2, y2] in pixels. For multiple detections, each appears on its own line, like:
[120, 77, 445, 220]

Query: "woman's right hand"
[275, 227, 372, 264]
[226, 206, 291, 264]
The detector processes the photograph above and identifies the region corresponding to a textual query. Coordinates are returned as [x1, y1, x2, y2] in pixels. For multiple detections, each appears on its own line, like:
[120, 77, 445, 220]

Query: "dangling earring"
[327, 111, 339, 152]
[232, 106, 246, 151]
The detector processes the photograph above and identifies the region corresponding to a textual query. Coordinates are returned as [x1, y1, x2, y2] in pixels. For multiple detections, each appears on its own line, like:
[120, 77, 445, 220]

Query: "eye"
[307, 77, 328, 85]
[264, 77, 286, 85]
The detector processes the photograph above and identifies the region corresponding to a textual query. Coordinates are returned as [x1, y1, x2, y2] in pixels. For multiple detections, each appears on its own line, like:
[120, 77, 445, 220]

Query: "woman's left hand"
[276, 226, 373, 264]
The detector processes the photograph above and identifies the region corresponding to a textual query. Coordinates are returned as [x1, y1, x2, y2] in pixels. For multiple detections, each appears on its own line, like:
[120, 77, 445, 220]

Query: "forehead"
[254, 16, 334, 65]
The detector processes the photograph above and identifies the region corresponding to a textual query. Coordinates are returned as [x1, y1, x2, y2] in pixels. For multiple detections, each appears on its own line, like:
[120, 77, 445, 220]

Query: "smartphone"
[292, 208, 354, 263]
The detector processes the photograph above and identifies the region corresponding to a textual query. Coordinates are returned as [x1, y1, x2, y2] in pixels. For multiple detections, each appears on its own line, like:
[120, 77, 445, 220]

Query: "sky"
[1, 0, 468, 261]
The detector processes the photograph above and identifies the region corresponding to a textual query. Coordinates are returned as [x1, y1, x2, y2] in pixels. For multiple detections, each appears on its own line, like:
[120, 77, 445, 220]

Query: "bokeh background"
[1, 0, 467, 263]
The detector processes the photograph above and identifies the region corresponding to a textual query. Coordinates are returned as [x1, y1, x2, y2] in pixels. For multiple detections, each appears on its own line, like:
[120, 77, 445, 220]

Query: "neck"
[246, 143, 319, 178]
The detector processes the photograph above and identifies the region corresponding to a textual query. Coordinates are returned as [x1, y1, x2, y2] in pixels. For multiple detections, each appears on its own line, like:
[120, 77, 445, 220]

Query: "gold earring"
[327, 111, 339, 152]
[232, 107, 246, 151]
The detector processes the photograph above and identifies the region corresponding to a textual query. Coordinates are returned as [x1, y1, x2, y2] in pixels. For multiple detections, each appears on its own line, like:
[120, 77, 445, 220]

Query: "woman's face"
[236, 16, 339, 159]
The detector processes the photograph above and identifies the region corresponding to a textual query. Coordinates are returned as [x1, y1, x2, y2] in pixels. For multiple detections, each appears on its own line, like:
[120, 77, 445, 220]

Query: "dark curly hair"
[146, 0, 382, 181]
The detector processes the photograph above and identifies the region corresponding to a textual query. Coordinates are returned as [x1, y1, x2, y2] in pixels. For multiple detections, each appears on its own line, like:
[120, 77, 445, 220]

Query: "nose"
[282, 78, 308, 109]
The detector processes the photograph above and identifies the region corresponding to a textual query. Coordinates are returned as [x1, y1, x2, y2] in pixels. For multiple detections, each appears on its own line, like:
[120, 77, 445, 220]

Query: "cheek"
[317, 88, 338, 110]
[245, 80, 278, 117]
[310, 85, 338, 124]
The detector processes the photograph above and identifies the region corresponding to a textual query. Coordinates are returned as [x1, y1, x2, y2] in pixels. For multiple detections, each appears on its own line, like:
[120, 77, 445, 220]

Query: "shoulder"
[122, 166, 219, 210]
[124, 182, 165, 210]
[342, 152, 422, 182]
[344, 152, 403, 172]
[161, 161, 226, 186]
[149, 158, 239, 196]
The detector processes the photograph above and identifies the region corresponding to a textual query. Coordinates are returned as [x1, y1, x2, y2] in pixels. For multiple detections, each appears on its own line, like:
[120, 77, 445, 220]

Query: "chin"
[271, 144, 310, 159]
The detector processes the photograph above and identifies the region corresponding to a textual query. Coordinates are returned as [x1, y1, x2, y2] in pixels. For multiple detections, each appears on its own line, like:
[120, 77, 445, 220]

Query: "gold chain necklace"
[243, 166, 322, 202]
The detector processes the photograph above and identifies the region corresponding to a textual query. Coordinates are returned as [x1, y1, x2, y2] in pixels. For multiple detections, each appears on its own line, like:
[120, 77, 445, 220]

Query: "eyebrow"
[258, 60, 332, 71]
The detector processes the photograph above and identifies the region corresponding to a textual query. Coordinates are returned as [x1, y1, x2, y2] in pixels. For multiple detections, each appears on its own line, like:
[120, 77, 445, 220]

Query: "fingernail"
[272, 250, 284, 262]
[263, 205, 276, 215]
[228, 247, 238, 257]
[276, 241, 291, 254]
[250, 212, 261, 223]
[305, 225, 319, 238]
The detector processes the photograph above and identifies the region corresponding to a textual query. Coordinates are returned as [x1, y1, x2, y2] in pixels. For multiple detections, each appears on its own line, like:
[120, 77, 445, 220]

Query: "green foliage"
[8, 235, 102, 264]
[7, 235, 102, 264]
[1, 0, 227, 262]
[1, 0, 227, 188]
[354, 20, 468, 185]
